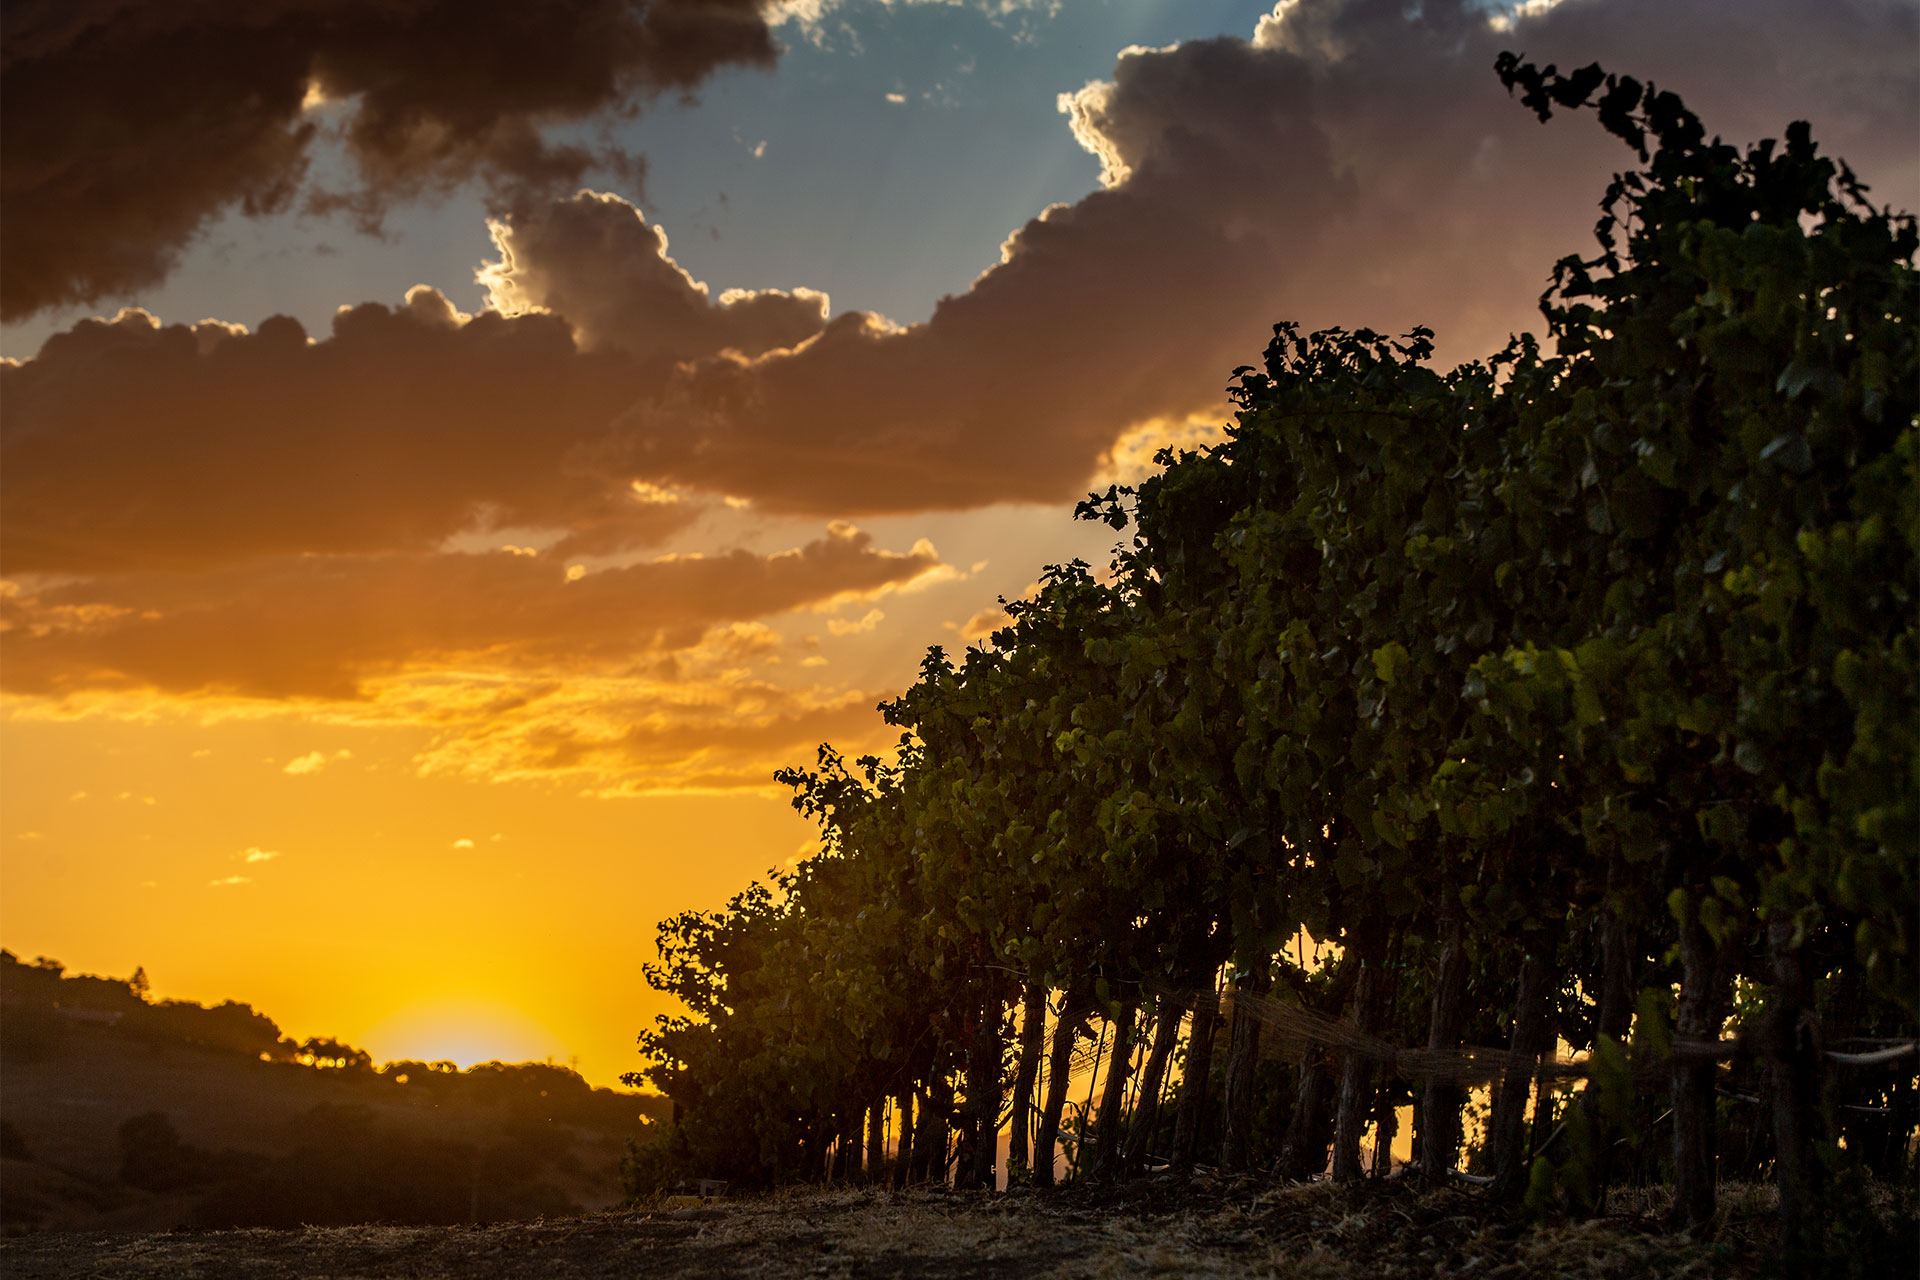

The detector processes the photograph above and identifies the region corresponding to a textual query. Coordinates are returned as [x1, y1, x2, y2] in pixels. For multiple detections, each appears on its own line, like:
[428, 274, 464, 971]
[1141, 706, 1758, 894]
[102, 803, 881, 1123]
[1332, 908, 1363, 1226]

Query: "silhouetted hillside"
[0, 951, 669, 1234]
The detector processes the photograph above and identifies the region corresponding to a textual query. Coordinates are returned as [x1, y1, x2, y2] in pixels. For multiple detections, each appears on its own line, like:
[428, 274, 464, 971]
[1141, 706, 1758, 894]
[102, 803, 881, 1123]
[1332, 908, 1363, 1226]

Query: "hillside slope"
[1, 1022, 663, 1233]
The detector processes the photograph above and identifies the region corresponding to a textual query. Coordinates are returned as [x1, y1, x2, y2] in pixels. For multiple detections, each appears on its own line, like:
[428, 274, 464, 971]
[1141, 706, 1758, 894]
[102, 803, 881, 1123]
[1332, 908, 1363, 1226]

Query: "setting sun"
[364, 1001, 568, 1071]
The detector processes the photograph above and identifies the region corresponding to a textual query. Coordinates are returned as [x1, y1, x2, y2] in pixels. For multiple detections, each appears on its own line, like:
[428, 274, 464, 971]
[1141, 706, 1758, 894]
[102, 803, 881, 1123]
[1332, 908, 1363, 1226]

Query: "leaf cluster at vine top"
[627, 57, 1916, 1252]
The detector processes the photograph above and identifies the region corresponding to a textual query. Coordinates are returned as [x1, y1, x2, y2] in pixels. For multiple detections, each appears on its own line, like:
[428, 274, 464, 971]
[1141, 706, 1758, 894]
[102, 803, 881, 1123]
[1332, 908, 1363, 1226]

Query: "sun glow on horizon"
[363, 1000, 570, 1073]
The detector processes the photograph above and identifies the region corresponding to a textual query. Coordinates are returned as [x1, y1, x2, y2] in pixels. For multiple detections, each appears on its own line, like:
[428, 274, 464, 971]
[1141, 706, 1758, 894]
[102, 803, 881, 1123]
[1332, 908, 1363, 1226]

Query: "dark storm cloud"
[571, 0, 1914, 514]
[4, 0, 1914, 632]
[0, 0, 779, 317]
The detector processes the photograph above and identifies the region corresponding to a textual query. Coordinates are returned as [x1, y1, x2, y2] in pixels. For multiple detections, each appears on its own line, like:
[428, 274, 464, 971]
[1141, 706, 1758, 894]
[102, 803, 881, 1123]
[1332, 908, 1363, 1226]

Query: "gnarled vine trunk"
[891, 1087, 916, 1188]
[1371, 1083, 1399, 1178]
[1333, 929, 1389, 1181]
[1088, 999, 1139, 1180]
[1168, 985, 1219, 1173]
[1419, 905, 1469, 1183]
[1670, 885, 1730, 1233]
[1277, 1048, 1333, 1180]
[835, 1111, 861, 1182]
[1767, 915, 1823, 1256]
[1577, 847, 1639, 1213]
[1033, 988, 1086, 1188]
[956, 992, 1003, 1191]
[866, 1099, 887, 1184]
[916, 1075, 952, 1185]
[1220, 962, 1271, 1171]
[1123, 994, 1185, 1174]
[1007, 981, 1048, 1184]
[1490, 938, 1556, 1200]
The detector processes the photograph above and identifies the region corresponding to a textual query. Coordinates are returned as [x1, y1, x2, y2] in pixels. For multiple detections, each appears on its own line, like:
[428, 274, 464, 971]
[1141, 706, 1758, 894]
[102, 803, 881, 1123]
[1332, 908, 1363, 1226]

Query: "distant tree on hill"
[133, 999, 296, 1060]
[296, 1036, 373, 1071]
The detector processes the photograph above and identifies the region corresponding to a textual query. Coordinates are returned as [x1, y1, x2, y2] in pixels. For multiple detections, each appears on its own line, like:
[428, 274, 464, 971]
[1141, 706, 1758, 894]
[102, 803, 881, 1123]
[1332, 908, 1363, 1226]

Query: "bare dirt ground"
[2, 1174, 1863, 1280]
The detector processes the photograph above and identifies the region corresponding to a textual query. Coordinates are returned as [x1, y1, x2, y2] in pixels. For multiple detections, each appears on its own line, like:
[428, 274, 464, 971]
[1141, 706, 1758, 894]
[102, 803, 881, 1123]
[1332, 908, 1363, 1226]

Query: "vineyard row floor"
[0, 1174, 1899, 1279]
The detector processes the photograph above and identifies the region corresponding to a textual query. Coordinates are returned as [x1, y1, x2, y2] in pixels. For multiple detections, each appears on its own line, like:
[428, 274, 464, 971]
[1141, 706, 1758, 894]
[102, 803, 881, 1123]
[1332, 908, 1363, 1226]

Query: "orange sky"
[0, 503, 1118, 1084]
[3, 0, 1913, 1088]
[2, 711, 816, 1079]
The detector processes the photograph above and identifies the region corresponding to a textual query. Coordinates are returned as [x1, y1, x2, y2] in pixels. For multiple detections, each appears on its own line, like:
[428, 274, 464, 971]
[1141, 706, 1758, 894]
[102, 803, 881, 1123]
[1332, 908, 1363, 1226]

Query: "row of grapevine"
[626, 60, 1917, 1261]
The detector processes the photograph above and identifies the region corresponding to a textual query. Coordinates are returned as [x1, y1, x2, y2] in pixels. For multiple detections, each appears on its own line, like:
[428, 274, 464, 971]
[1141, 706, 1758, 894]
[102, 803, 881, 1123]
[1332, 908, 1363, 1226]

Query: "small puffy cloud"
[452, 838, 475, 849]
[700, 621, 785, 665]
[283, 752, 330, 775]
[955, 606, 1011, 645]
[630, 481, 683, 506]
[481, 192, 831, 363]
[1097, 413, 1230, 487]
[244, 847, 280, 863]
[773, 0, 1063, 42]
[208, 875, 252, 887]
[827, 608, 885, 636]
[885, 91, 907, 104]
[68, 790, 86, 801]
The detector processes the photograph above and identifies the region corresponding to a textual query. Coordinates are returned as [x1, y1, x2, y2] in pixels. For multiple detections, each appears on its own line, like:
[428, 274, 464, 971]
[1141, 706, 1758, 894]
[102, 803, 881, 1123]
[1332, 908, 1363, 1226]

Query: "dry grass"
[2, 1175, 1910, 1279]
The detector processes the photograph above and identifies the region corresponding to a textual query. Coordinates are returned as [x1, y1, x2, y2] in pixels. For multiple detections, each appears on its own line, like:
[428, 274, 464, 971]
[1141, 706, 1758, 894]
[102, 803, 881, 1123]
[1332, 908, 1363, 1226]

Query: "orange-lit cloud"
[402, 670, 898, 795]
[2, 524, 943, 699]
[826, 608, 885, 636]
[951, 606, 1009, 645]
[0, 300, 671, 574]
[2, 520, 939, 793]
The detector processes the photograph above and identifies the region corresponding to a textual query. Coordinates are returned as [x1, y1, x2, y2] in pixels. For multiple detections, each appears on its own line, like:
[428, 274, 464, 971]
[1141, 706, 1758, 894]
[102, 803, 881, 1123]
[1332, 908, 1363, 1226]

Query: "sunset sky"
[3, 0, 1915, 1087]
